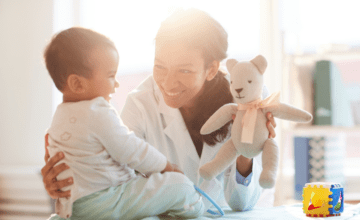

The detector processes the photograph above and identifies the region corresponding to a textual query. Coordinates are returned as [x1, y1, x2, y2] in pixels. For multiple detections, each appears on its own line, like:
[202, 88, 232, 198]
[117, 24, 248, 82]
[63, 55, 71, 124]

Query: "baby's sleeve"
[90, 99, 167, 176]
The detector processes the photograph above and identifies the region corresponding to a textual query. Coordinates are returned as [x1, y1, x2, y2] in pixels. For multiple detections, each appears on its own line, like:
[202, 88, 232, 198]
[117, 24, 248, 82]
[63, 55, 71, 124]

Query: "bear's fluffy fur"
[199, 55, 312, 188]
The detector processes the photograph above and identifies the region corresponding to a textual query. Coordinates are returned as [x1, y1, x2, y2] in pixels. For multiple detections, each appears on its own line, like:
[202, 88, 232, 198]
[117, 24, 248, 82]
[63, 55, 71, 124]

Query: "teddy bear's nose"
[235, 88, 243, 94]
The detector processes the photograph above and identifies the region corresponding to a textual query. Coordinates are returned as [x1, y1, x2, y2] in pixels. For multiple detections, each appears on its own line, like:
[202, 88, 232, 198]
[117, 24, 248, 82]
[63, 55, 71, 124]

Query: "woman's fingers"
[43, 165, 72, 199]
[44, 134, 50, 163]
[44, 154, 50, 164]
[43, 162, 69, 185]
[267, 112, 277, 128]
[46, 177, 73, 191]
[266, 112, 276, 138]
[41, 152, 72, 199]
[49, 189, 71, 200]
[45, 133, 49, 147]
[41, 152, 64, 178]
[41, 139, 72, 199]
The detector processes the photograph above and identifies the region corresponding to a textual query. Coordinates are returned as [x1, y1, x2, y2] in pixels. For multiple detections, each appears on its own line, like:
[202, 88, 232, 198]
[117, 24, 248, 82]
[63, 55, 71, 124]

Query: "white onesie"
[47, 97, 167, 218]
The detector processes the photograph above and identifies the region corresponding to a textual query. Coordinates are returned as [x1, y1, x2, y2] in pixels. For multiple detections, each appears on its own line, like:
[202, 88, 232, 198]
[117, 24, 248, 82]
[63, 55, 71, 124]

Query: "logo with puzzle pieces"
[303, 182, 344, 217]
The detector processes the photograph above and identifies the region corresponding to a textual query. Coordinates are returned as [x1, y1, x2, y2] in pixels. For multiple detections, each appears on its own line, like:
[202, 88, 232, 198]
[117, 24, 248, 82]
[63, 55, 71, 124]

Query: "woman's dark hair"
[155, 8, 234, 147]
[44, 27, 117, 91]
[193, 72, 234, 146]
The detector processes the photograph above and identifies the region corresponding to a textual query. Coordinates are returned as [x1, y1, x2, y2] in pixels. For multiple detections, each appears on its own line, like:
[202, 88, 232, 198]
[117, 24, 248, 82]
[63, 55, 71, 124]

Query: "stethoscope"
[172, 185, 224, 217]
[194, 185, 225, 216]
[140, 172, 224, 216]
[168, 168, 225, 215]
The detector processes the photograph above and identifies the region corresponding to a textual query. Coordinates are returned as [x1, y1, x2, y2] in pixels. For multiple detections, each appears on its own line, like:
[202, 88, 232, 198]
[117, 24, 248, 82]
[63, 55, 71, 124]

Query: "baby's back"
[47, 97, 136, 202]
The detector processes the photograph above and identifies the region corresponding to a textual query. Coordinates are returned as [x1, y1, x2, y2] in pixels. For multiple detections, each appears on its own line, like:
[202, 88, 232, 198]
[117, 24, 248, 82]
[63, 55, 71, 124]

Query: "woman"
[42, 8, 276, 214]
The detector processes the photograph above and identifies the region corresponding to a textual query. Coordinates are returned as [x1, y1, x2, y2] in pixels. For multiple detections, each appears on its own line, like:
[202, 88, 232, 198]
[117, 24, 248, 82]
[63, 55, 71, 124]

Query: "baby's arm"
[263, 103, 312, 123]
[91, 102, 168, 176]
[119, 96, 183, 175]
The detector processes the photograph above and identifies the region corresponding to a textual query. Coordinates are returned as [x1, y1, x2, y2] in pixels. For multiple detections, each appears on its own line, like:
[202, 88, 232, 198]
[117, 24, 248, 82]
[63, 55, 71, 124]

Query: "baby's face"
[85, 47, 119, 102]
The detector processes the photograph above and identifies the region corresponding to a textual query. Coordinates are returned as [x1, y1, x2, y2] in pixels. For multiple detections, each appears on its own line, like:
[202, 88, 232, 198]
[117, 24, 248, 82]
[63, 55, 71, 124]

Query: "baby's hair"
[44, 27, 117, 91]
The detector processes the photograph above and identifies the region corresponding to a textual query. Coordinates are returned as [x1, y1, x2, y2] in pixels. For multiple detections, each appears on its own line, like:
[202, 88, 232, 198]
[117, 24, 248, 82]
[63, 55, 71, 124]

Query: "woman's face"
[153, 41, 218, 109]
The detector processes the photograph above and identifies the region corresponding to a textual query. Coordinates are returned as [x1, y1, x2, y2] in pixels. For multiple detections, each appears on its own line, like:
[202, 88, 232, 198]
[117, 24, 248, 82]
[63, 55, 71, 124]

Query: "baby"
[44, 27, 204, 220]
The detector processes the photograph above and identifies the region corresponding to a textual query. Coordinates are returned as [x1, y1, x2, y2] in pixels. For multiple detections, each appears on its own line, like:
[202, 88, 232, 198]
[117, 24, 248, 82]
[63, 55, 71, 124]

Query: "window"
[78, 0, 261, 110]
[280, 0, 360, 54]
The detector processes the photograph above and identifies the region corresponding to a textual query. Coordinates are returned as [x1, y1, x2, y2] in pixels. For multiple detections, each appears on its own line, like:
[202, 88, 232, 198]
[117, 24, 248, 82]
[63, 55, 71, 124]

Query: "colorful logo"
[334, 191, 342, 212]
[308, 192, 323, 210]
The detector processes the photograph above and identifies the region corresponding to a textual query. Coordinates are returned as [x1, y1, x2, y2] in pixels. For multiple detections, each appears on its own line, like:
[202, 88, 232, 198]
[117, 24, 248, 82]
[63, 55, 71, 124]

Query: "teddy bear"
[199, 55, 313, 188]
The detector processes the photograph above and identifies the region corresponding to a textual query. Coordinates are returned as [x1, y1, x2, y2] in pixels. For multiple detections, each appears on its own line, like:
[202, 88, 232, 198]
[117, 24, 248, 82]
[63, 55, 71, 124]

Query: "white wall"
[0, 0, 54, 166]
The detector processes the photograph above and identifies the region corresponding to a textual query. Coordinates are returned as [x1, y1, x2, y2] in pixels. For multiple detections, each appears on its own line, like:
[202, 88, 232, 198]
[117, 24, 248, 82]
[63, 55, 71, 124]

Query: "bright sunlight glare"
[80, 0, 260, 75]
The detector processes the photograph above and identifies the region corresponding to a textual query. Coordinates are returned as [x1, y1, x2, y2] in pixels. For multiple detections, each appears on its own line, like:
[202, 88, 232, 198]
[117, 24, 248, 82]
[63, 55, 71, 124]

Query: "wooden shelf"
[282, 125, 360, 136]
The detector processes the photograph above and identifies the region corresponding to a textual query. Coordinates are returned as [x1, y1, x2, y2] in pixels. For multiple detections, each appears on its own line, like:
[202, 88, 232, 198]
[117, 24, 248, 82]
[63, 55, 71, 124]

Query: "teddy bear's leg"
[199, 139, 239, 181]
[259, 139, 279, 188]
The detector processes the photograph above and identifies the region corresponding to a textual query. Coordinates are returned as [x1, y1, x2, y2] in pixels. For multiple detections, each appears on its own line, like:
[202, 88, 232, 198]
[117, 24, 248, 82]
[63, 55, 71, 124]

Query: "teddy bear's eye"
[248, 80, 252, 83]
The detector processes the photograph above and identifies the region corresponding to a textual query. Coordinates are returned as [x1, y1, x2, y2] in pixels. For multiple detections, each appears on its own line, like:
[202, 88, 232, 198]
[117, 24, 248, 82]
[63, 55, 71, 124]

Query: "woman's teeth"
[165, 91, 183, 97]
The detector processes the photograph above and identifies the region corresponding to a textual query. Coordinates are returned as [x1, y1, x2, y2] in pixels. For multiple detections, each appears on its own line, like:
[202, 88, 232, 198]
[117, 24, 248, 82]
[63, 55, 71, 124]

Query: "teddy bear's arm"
[200, 103, 238, 135]
[263, 103, 313, 123]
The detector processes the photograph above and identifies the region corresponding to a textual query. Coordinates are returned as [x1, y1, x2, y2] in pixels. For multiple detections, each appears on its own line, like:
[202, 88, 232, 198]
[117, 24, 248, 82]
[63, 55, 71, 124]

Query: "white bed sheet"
[142, 203, 360, 220]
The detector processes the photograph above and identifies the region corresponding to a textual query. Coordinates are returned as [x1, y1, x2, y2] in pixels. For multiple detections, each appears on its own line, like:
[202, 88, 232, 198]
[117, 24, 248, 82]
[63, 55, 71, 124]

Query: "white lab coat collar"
[155, 87, 201, 167]
[155, 84, 225, 198]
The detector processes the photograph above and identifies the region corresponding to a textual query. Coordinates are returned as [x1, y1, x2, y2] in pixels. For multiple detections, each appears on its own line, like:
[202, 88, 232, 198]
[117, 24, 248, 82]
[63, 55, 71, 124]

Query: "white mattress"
[142, 203, 360, 220]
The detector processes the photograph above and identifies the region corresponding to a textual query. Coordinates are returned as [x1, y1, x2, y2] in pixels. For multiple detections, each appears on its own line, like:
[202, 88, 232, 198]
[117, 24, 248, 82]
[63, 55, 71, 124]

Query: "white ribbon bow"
[237, 92, 280, 144]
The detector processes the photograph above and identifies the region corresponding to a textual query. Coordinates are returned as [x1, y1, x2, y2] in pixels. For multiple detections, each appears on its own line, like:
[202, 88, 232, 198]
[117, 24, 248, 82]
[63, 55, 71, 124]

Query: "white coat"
[120, 75, 275, 210]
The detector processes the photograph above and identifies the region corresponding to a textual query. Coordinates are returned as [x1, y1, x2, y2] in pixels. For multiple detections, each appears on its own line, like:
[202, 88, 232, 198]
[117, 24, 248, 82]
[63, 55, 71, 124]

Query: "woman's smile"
[153, 42, 211, 109]
[164, 90, 184, 97]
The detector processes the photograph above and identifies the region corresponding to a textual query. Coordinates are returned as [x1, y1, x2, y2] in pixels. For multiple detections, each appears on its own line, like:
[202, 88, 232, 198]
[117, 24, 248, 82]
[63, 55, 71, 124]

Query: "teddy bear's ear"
[250, 55, 267, 74]
[226, 59, 238, 73]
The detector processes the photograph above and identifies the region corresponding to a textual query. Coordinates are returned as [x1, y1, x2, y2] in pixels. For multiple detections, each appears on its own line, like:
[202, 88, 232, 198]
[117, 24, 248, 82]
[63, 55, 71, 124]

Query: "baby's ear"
[250, 55, 267, 74]
[226, 59, 238, 73]
[67, 74, 86, 93]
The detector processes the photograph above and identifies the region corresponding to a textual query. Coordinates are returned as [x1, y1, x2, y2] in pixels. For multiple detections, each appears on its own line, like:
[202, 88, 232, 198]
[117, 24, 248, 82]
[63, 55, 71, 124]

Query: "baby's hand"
[171, 163, 184, 174]
[161, 161, 174, 173]
[161, 161, 184, 174]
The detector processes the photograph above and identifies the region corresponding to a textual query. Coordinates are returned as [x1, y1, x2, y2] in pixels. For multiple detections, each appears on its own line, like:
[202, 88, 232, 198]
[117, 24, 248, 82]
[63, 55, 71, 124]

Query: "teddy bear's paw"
[259, 171, 276, 188]
[199, 165, 216, 181]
